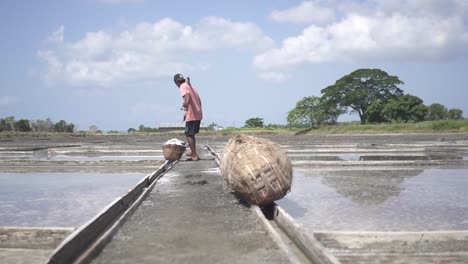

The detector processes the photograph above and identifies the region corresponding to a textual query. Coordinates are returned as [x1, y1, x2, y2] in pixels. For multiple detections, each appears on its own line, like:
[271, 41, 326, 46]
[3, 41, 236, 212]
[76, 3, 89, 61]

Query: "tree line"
[286, 68, 464, 128]
[0, 117, 75, 133]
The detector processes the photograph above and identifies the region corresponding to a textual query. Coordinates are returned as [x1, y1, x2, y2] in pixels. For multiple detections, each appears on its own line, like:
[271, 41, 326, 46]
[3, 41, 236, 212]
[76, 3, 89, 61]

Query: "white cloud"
[255, 0, 468, 73]
[46, 25, 64, 44]
[38, 17, 273, 87]
[0, 96, 19, 106]
[257, 72, 290, 83]
[269, 1, 336, 25]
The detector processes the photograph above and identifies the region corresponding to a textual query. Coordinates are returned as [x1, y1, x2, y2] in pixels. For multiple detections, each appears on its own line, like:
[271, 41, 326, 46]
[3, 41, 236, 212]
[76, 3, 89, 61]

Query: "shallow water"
[287, 154, 462, 161]
[0, 173, 145, 227]
[277, 169, 468, 231]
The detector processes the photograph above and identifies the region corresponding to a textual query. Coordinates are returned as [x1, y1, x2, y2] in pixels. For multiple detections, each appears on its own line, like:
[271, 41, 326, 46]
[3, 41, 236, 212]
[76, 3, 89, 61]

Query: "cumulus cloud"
[0, 96, 19, 106]
[255, 0, 468, 76]
[257, 72, 290, 83]
[269, 1, 336, 25]
[38, 17, 273, 87]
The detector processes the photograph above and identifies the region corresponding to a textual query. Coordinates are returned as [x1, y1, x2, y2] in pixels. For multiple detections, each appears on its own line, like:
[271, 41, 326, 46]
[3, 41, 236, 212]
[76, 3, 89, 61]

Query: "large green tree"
[321, 69, 404, 124]
[14, 119, 32, 132]
[366, 101, 389, 123]
[287, 96, 320, 128]
[287, 96, 342, 128]
[382, 94, 428, 123]
[426, 103, 448, 120]
[447, 108, 464, 120]
[244, 117, 264, 128]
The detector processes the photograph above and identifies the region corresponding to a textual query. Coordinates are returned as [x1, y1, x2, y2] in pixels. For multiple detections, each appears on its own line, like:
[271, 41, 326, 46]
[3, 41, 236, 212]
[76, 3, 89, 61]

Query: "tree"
[207, 122, 219, 131]
[321, 69, 404, 124]
[137, 124, 158, 132]
[65, 123, 75, 133]
[89, 125, 99, 132]
[447, 108, 464, 120]
[319, 99, 345, 125]
[366, 101, 389, 123]
[54, 120, 67, 132]
[426, 103, 448, 120]
[287, 96, 324, 128]
[382, 94, 427, 123]
[14, 119, 32, 132]
[30, 118, 54, 132]
[244, 117, 264, 128]
[128, 128, 137, 133]
[0, 116, 15, 132]
[409, 105, 429, 122]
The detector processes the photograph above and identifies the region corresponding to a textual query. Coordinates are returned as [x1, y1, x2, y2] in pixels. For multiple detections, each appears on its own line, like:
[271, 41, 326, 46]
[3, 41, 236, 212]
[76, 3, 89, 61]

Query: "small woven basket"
[220, 134, 292, 206]
[163, 144, 186, 161]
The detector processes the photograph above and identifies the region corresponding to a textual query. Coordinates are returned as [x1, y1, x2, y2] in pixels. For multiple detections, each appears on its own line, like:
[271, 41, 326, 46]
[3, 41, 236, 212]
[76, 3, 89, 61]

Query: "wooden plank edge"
[205, 146, 307, 263]
[73, 161, 177, 264]
[273, 205, 341, 264]
[45, 160, 174, 264]
[204, 144, 220, 166]
[251, 205, 307, 264]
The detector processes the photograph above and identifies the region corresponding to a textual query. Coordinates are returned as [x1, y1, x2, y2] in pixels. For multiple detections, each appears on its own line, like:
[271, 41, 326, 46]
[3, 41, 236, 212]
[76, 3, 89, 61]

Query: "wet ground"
[1, 133, 468, 263]
[208, 133, 468, 263]
[92, 156, 291, 264]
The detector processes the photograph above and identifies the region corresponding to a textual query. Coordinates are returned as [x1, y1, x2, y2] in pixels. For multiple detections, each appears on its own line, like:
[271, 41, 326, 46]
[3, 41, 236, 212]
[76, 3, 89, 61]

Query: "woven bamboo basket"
[220, 134, 292, 206]
[163, 144, 186, 161]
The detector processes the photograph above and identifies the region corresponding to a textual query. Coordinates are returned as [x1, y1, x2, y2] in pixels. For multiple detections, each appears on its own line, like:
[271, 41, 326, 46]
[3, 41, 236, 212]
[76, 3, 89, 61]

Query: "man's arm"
[182, 93, 191, 108]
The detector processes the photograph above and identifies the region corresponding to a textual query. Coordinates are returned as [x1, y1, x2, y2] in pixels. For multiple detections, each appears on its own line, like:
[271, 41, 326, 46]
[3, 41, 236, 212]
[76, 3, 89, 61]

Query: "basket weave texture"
[163, 144, 186, 161]
[220, 134, 292, 206]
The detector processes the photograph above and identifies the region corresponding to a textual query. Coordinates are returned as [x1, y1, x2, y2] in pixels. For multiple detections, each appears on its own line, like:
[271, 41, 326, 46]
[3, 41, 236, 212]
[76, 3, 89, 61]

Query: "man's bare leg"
[186, 135, 199, 160]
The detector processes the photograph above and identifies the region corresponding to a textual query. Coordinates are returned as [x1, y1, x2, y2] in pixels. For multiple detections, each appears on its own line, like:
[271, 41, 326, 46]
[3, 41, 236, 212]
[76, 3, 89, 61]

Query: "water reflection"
[276, 197, 307, 218]
[0, 149, 164, 161]
[281, 169, 468, 231]
[320, 170, 423, 205]
[0, 173, 145, 227]
[287, 154, 462, 161]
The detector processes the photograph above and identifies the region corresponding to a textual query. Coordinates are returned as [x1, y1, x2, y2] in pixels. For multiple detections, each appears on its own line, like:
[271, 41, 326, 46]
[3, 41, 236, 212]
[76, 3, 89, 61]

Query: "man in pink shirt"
[174, 73, 203, 161]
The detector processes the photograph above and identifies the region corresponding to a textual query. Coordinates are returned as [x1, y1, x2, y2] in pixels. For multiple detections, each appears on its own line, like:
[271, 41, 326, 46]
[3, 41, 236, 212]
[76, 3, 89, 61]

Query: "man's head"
[173, 73, 185, 87]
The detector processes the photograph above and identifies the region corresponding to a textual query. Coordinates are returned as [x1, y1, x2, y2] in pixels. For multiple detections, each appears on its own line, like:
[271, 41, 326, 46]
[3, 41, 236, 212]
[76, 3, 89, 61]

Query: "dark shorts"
[185, 120, 201, 136]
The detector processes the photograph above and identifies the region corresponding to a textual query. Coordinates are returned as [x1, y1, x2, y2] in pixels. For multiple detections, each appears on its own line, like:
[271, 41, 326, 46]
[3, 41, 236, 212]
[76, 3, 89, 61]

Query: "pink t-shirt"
[180, 83, 203, 121]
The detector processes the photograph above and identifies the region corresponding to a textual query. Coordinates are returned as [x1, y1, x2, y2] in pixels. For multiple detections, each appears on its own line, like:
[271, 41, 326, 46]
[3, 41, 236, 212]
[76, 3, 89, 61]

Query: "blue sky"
[1, 0, 467, 131]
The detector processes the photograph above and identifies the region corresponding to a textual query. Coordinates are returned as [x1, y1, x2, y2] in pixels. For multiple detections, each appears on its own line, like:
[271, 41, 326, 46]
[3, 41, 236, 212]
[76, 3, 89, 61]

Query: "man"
[174, 73, 203, 161]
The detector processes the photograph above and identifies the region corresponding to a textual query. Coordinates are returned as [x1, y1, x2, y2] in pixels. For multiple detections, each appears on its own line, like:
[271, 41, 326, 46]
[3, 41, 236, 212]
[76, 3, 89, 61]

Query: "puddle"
[287, 154, 462, 161]
[0, 154, 164, 161]
[277, 169, 468, 232]
[0, 173, 145, 227]
[49, 155, 164, 161]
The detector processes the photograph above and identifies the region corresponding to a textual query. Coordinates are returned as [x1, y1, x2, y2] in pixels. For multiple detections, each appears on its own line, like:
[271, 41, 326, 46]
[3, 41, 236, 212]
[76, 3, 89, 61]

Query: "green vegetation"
[321, 69, 404, 124]
[287, 68, 464, 129]
[244, 117, 264, 128]
[137, 124, 159, 132]
[301, 120, 468, 134]
[2, 68, 465, 136]
[0, 117, 75, 133]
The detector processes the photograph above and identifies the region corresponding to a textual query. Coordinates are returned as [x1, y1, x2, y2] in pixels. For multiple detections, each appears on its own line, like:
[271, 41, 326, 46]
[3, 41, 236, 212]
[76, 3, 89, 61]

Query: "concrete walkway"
[91, 156, 290, 263]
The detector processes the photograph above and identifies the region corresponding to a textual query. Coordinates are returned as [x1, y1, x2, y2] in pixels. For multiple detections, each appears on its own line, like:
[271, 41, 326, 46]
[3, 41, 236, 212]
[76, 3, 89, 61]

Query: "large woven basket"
[163, 144, 186, 161]
[220, 134, 292, 206]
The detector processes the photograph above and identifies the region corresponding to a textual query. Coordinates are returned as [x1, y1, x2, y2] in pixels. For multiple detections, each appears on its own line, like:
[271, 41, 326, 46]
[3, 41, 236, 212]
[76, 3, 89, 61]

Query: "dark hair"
[173, 73, 185, 83]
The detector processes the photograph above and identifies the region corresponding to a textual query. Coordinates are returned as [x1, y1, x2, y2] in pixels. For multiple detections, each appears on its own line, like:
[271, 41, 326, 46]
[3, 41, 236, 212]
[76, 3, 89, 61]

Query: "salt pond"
[277, 169, 468, 231]
[0, 173, 145, 227]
